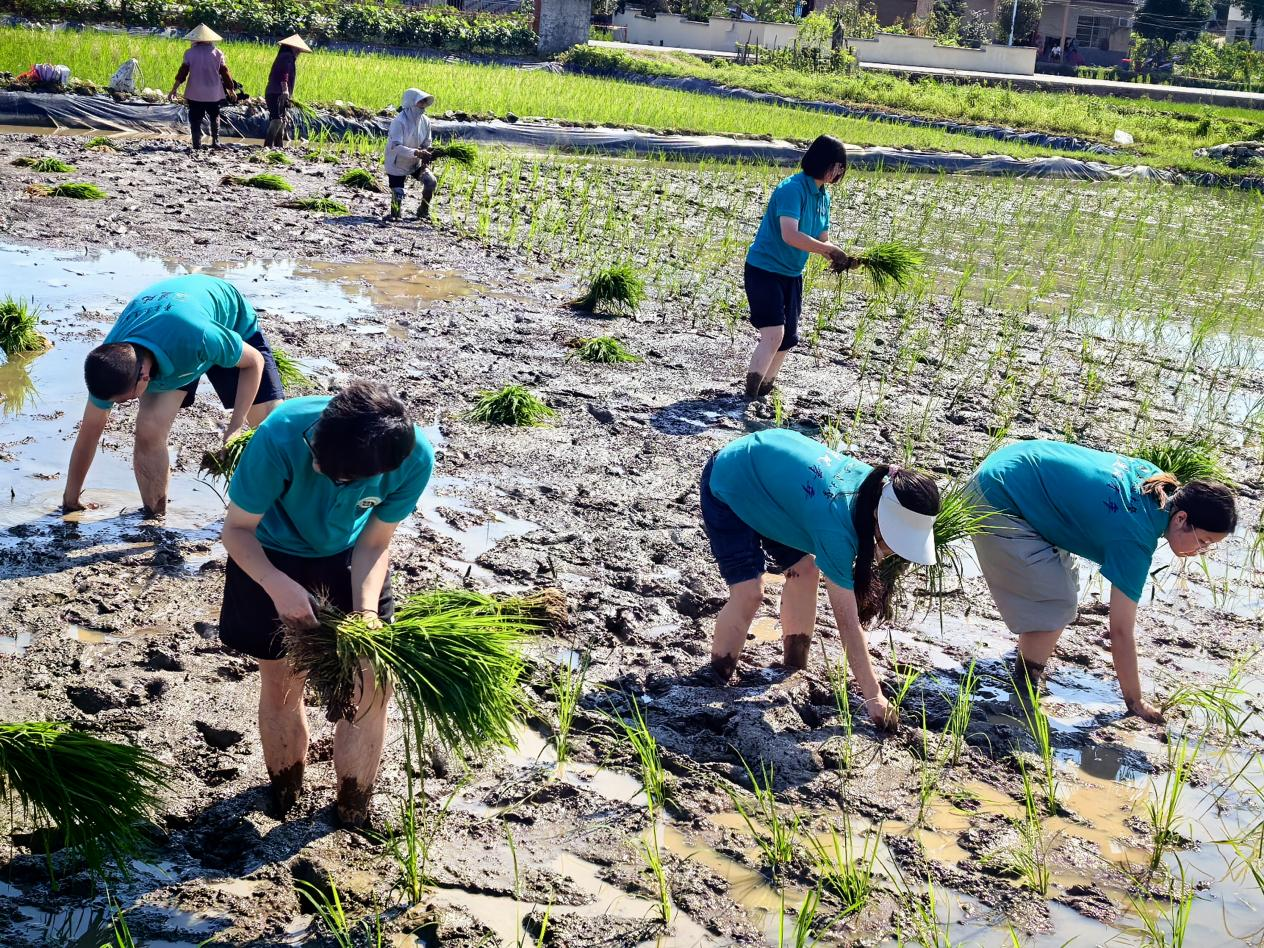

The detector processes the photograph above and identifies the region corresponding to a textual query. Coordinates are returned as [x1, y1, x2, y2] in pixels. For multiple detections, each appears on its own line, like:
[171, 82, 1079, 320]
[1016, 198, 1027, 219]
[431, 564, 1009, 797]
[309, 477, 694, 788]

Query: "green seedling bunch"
[84, 136, 117, 150]
[1013, 671, 1059, 815]
[27, 182, 108, 199]
[262, 149, 293, 165]
[809, 813, 881, 916]
[281, 196, 349, 215]
[271, 345, 312, 390]
[222, 173, 293, 191]
[1147, 732, 1200, 871]
[199, 428, 255, 484]
[338, 168, 382, 191]
[848, 241, 924, 293]
[466, 384, 555, 427]
[551, 652, 588, 765]
[13, 156, 75, 173]
[0, 296, 49, 357]
[728, 757, 799, 878]
[571, 263, 646, 315]
[568, 336, 643, 364]
[430, 141, 479, 165]
[1133, 434, 1233, 486]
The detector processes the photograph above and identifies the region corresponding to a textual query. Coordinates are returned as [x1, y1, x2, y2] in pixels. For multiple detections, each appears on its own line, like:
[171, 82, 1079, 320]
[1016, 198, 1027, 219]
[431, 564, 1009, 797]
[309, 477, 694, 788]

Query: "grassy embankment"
[0, 25, 1240, 171]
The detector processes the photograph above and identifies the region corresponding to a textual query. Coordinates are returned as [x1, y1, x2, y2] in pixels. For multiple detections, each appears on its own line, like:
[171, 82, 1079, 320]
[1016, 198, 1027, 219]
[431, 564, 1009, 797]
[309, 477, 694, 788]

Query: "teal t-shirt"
[228, 397, 434, 558]
[745, 172, 832, 278]
[974, 440, 1170, 602]
[709, 429, 870, 589]
[90, 274, 259, 409]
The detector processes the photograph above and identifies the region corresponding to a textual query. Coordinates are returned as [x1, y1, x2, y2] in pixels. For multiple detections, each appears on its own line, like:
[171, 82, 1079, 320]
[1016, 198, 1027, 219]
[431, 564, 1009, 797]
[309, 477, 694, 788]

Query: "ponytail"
[852, 466, 889, 624]
[1141, 472, 1180, 509]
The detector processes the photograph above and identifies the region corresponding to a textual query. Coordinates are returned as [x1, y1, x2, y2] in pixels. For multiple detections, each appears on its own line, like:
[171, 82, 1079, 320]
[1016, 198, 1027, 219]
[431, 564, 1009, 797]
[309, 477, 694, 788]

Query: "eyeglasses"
[1188, 524, 1218, 552]
[302, 422, 356, 486]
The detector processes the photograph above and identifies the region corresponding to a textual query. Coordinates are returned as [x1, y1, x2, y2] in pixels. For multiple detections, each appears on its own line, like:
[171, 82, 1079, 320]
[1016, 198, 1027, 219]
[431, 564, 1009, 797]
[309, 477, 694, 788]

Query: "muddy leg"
[132, 389, 185, 517]
[258, 658, 309, 817]
[416, 168, 436, 220]
[780, 555, 819, 670]
[1013, 629, 1061, 698]
[333, 658, 393, 827]
[745, 326, 784, 398]
[711, 578, 761, 682]
[759, 350, 790, 396]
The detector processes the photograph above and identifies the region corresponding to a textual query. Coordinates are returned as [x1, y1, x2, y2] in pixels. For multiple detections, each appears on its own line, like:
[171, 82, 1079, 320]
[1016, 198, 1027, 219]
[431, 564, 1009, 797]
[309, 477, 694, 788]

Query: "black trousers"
[188, 99, 221, 147]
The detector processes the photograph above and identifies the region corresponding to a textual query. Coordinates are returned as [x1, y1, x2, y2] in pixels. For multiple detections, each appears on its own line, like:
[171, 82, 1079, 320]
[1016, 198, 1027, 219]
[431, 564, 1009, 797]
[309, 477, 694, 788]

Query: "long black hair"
[1143, 472, 1238, 534]
[852, 466, 940, 623]
[801, 135, 848, 180]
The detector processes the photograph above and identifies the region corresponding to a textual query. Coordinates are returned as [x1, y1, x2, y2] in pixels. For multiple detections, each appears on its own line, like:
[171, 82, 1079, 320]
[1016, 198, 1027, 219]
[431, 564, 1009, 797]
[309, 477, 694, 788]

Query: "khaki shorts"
[968, 486, 1079, 634]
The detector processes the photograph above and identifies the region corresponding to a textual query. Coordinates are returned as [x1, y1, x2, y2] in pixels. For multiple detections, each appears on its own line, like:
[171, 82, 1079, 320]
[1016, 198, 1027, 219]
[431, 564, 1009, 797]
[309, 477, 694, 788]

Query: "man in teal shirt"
[219, 381, 434, 827]
[63, 274, 285, 516]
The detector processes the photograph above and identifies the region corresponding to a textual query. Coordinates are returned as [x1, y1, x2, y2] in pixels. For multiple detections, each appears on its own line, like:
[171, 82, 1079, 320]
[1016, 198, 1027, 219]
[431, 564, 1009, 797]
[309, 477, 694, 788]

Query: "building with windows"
[1224, 5, 1264, 49]
[1029, 0, 1135, 64]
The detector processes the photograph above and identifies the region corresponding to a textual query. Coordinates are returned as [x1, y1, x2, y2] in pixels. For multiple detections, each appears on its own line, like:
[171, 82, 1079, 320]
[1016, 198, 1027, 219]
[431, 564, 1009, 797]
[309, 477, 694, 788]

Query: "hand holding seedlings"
[829, 250, 860, 273]
[865, 694, 899, 731]
[268, 575, 319, 629]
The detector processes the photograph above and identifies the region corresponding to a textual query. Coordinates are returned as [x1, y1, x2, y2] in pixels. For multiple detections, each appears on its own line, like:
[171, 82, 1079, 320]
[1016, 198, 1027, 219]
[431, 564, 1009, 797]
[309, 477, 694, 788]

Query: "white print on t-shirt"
[357, 497, 382, 509]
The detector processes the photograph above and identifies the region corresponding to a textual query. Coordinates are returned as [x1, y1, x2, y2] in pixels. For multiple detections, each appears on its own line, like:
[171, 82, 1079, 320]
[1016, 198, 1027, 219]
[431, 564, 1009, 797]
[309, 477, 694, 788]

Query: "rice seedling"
[1133, 434, 1233, 485]
[297, 879, 383, 948]
[889, 648, 922, 720]
[895, 872, 954, 948]
[0, 722, 169, 875]
[567, 336, 643, 364]
[285, 589, 555, 755]
[198, 428, 255, 484]
[847, 241, 924, 293]
[13, 156, 75, 172]
[466, 384, 556, 427]
[380, 736, 464, 904]
[1013, 672, 1059, 815]
[1003, 762, 1052, 896]
[0, 296, 50, 357]
[1128, 863, 1195, 948]
[809, 813, 881, 916]
[430, 141, 479, 165]
[271, 345, 312, 390]
[640, 820, 673, 924]
[727, 757, 799, 878]
[262, 150, 293, 165]
[338, 168, 383, 192]
[280, 196, 349, 216]
[1159, 677, 1251, 737]
[550, 652, 588, 765]
[824, 649, 855, 772]
[1147, 732, 1200, 871]
[221, 173, 294, 192]
[611, 695, 668, 812]
[26, 182, 108, 199]
[102, 893, 136, 948]
[787, 882, 840, 948]
[570, 263, 646, 315]
[944, 660, 978, 766]
[84, 136, 116, 150]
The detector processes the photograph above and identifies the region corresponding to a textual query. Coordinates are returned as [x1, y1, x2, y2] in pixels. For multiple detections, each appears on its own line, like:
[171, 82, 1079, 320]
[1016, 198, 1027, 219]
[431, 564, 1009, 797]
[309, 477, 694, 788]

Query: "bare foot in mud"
[267, 761, 304, 818]
[782, 634, 811, 670]
[335, 776, 373, 829]
[709, 653, 738, 683]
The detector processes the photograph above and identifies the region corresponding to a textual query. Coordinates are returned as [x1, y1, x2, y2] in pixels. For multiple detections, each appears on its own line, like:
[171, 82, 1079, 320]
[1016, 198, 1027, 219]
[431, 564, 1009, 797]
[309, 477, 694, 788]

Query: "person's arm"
[62, 402, 112, 512]
[824, 580, 898, 730]
[169, 62, 190, 101]
[221, 502, 318, 628]
[224, 343, 264, 444]
[1108, 585, 1164, 723]
[779, 217, 844, 260]
[348, 515, 400, 627]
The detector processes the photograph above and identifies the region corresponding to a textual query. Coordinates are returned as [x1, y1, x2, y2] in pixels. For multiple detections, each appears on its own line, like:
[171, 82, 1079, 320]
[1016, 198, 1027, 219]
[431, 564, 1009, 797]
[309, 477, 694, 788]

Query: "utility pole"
[1008, 0, 1020, 44]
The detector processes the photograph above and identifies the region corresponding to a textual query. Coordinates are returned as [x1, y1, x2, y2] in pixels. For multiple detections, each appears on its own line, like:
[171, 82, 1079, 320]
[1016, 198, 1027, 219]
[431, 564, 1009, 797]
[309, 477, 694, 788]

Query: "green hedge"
[0, 0, 537, 54]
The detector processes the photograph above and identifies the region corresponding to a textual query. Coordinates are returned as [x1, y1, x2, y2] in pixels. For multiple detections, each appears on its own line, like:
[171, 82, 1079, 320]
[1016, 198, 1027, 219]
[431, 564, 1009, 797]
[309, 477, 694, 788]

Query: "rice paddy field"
[0, 91, 1263, 948]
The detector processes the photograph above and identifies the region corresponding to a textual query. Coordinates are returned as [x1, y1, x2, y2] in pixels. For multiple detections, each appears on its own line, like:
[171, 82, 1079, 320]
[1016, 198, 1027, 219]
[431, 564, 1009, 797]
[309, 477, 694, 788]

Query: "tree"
[1134, 0, 1215, 50]
[994, 0, 1042, 44]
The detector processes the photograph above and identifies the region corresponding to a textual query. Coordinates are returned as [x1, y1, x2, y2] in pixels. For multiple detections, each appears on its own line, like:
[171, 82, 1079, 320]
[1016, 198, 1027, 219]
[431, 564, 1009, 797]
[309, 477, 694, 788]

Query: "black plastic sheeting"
[563, 66, 1120, 155]
[3, 91, 1261, 191]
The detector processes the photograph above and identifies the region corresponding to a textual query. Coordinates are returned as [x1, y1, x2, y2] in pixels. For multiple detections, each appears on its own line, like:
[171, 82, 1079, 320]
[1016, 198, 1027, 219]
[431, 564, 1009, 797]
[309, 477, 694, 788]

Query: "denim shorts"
[179, 329, 285, 409]
[700, 454, 807, 587]
[744, 262, 803, 352]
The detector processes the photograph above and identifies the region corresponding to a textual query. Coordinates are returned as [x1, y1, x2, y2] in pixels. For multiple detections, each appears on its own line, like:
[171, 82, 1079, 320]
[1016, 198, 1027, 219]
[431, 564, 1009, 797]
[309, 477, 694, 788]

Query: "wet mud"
[1, 131, 1263, 946]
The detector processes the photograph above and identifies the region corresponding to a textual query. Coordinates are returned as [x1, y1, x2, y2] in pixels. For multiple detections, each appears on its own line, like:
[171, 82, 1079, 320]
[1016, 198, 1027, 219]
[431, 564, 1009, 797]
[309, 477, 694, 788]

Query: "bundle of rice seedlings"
[567, 336, 643, 364]
[0, 296, 51, 357]
[466, 384, 556, 427]
[84, 136, 117, 150]
[429, 141, 478, 165]
[221, 173, 294, 192]
[847, 241, 924, 293]
[1133, 435, 1233, 486]
[0, 722, 169, 873]
[271, 345, 311, 390]
[27, 182, 108, 199]
[199, 428, 255, 483]
[280, 196, 348, 216]
[13, 156, 75, 173]
[262, 150, 293, 165]
[338, 168, 382, 192]
[570, 263, 646, 315]
[285, 588, 565, 753]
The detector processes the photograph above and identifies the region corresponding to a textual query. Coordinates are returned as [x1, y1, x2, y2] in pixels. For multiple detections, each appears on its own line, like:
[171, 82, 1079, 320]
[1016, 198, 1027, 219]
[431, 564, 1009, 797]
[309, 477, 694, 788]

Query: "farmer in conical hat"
[169, 24, 236, 151]
[263, 34, 310, 149]
[63, 275, 285, 517]
[968, 440, 1238, 723]
[384, 88, 437, 222]
[742, 135, 858, 401]
[699, 428, 940, 730]
[218, 380, 435, 827]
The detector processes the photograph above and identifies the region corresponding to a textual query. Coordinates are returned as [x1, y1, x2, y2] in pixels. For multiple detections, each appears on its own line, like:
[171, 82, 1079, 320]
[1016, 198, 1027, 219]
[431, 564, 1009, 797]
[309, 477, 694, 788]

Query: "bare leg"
[258, 658, 309, 815]
[132, 389, 185, 516]
[711, 578, 762, 682]
[745, 326, 785, 397]
[246, 399, 281, 427]
[333, 658, 394, 827]
[762, 349, 790, 389]
[1014, 629, 1063, 695]
[780, 555, 820, 669]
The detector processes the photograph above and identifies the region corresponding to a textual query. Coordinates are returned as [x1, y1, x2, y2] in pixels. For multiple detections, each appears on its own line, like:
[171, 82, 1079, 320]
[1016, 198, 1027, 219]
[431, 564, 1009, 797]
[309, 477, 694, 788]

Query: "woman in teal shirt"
[700, 429, 940, 729]
[742, 135, 856, 400]
[970, 440, 1237, 722]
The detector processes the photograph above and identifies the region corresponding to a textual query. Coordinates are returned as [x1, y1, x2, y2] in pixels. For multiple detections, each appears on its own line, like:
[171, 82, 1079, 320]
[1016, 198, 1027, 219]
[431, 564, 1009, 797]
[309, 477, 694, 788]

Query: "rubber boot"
[415, 196, 431, 220]
[264, 120, 283, 149]
[388, 187, 404, 221]
[210, 119, 221, 150]
[744, 371, 764, 399]
[190, 122, 202, 151]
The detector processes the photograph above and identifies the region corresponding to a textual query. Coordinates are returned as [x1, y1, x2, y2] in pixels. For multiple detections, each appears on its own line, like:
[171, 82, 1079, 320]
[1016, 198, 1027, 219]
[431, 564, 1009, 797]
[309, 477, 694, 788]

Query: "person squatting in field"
[968, 439, 1238, 722]
[168, 24, 236, 151]
[384, 88, 438, 222]
[63, 274, 284, 517]
[742, 134, 859, 401]
[218, 380, 434, 827]
[699, 428, 940, 730]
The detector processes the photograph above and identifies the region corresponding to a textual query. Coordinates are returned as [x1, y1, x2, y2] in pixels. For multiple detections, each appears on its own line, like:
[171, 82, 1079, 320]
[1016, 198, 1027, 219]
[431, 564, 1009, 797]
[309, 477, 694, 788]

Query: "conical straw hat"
[278, 34, 312, 52]
[185, 23, 222, 42]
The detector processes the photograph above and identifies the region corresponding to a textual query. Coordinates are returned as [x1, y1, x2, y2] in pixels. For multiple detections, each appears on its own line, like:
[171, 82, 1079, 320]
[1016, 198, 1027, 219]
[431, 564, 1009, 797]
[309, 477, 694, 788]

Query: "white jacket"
[385, 88, 435, 177]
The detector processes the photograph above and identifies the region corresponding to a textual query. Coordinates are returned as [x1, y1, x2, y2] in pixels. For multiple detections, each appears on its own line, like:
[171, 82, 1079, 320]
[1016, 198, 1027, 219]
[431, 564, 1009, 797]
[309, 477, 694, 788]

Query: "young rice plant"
[571, 263, 646, 315]
[13, 156, 75, 173]
[271, 345, 312, 390]
[466, 384, 556, 427]
[338, 168, 383, 191]
[199, 428, 256, 484]
[849, 241, 924, 293]
[84, 136, 117, 150]
[568, 336, 643, 364]
[222, 173, 293, 192]
[430, 141, 479, 165]
[280, 196, 349, 215]
[0, 296, 50, 357]
[1133, 434, 1233, 486]
[27, 182, 108, 199]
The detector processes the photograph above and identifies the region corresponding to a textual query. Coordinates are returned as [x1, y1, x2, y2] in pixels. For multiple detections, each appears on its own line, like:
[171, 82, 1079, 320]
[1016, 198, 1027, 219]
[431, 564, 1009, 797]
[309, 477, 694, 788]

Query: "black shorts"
[387, 169, 437, 190]
[744, 262, 803, 352]
[219, 547, 395, 661]
[699, 454, 807, 587]
[179, 329, 285, 410]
